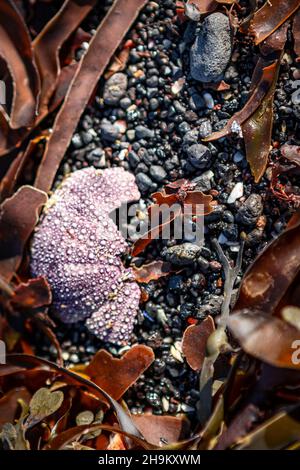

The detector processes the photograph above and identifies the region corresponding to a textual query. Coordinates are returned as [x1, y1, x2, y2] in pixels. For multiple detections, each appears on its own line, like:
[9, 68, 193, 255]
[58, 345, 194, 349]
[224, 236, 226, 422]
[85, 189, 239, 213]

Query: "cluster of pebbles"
[36, 0, 299, 416]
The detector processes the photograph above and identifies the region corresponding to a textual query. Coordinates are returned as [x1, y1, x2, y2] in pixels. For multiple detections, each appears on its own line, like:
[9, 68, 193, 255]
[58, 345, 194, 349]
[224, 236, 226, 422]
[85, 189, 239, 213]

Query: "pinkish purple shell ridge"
[30, 167, 141, 345]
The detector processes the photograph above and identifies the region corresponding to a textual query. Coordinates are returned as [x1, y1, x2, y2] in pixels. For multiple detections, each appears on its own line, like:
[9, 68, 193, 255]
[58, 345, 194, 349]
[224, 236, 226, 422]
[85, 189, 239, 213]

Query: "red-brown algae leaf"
[8, 277, 52, 310]
[0, 186, 47, 282]
[259, 22, 289, 56]
[3, 354, 145, 441]
[228, 309, 300, 369]
[34, 0, 148, 194]
[31, 167, 141, 344]
[182, 316, 215, 371]
[132, 261, 172, 283]
[248, 0, 300, 45]
[131, 204, 182, 257]
[85, 345, 155, 401]
[132, 415, 190, 446]
[132, 182, 214, 257]
[0, 0, 40, 129]
[234, 213, 300, 314]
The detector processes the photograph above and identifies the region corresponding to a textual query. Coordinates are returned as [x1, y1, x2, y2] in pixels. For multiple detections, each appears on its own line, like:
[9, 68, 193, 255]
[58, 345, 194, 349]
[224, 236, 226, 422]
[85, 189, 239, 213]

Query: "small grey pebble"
[136, 172, 153, 193]
[150, 165, 167, 182]
[165, 243, 201, 266]
[236, 194, 263, 225]
[186, 143, 212, 169]
[103, 73, 128, 105]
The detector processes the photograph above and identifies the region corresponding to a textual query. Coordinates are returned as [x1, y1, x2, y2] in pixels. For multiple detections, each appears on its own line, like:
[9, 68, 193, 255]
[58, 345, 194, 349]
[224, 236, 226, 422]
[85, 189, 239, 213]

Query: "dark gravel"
[36, 0, 300, 419]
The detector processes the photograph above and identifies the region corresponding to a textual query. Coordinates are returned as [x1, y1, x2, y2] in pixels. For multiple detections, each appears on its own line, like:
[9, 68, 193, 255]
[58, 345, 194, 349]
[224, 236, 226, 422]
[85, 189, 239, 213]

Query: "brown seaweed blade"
[33, 0, 97, 117]
[0, 0, 40, 129]
[242, 57, 281, 183]
[3, 353, 147, 442]
[248, 0, 300, 45]
[0, 131, 50, 201]
[242, 94, 273, 183]
[0, 186, 47, 282]
[34, 0, 148, 193]
[203, 61, 279, 142]
[228, 309, 300, 370]
[234, 211, 300, 314]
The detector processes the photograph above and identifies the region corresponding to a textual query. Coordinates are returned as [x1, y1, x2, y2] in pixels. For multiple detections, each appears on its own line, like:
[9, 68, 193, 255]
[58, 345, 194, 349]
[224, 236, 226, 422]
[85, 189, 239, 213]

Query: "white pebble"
[202, 92, 214, 109]
[170, 344, 184, 363]
[118, 149, 128, 161]
[171, 77, 185, 95]
[231, 120, 243, 138]
[227, 182, 244, 204]
[162, 397, 169, 412]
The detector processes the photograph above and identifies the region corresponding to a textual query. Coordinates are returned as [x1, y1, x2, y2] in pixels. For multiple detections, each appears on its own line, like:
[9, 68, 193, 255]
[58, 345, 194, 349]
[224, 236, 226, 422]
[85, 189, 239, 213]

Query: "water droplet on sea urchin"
[30, 167, 141, 345]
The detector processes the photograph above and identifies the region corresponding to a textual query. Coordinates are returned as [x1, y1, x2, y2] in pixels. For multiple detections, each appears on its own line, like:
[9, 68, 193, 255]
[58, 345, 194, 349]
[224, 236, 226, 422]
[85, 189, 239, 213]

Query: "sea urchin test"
[30, 167, 141, 345]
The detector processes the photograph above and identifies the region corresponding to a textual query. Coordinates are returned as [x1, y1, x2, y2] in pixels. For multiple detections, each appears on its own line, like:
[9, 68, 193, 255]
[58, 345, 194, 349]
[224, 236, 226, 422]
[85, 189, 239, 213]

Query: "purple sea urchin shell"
[30, 167, 141, 345]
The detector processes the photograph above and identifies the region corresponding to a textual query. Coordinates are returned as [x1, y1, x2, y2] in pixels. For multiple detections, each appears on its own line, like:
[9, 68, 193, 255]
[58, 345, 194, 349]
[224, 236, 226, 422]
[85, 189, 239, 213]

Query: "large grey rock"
[190, 13, 232, 83]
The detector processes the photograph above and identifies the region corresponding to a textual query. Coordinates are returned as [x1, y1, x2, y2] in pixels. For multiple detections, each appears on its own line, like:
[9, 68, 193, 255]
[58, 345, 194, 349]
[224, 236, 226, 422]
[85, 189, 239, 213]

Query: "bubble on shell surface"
[30, 167, 141, 345]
